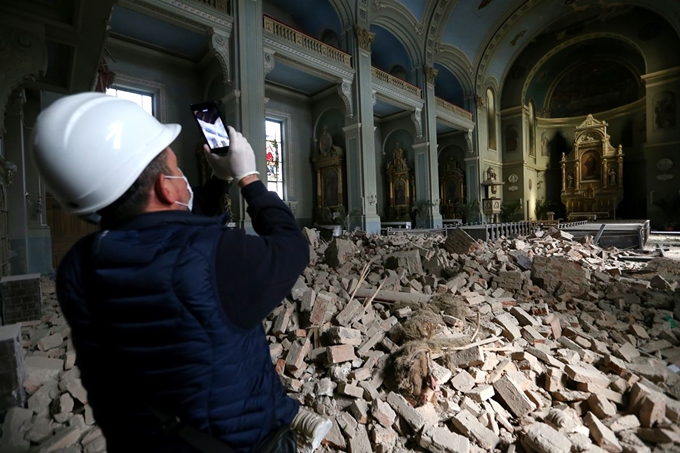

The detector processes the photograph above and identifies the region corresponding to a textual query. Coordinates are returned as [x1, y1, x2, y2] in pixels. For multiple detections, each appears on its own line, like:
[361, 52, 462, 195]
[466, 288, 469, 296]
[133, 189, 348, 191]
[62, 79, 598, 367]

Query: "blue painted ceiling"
[265, 0, 342, 42]
[399, 0, 426, 22]
[433, 63, 464, 107]
[370, 24, 413, 83]
[110, 5, 207, 60]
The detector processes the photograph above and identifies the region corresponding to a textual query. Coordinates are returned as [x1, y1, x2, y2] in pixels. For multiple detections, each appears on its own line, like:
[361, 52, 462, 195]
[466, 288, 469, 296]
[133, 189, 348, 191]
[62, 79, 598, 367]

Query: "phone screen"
[191, 102, 230, 153]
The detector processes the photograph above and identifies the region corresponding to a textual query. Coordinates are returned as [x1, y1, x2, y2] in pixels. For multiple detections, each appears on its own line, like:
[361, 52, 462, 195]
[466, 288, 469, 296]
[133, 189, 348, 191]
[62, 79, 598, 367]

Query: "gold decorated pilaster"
[354, 26, 375, 52]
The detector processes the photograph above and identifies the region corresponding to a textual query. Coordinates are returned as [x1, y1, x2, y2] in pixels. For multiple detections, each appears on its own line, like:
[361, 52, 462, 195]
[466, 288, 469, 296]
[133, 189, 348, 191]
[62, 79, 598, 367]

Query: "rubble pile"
[2, 227, 680, 453]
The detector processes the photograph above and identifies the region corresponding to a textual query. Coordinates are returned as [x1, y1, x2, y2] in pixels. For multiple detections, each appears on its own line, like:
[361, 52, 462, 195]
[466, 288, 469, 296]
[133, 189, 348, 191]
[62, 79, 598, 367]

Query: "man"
[31, 92, 309, 452]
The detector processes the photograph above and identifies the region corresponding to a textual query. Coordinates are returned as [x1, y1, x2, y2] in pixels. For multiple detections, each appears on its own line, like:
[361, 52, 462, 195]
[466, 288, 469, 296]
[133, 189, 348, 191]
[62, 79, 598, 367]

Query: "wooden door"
[45, 192, 98, 270]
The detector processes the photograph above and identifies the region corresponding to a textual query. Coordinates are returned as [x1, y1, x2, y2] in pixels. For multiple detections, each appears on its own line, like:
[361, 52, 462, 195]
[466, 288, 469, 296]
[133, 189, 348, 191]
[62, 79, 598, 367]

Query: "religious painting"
[395, 180, 406, 206]
[654, 91, 677, 130]
[322, 167, 339, 207]
[581, 150, 600, 181]
[505, 125, 518, 152]
[548, 60, 642, 118]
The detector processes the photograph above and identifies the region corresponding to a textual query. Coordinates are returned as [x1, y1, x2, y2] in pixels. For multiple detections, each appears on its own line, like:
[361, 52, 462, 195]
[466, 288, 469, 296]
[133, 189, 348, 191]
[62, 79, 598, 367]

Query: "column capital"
[354, 25, 375, 52]
[424, 65, 438, 85]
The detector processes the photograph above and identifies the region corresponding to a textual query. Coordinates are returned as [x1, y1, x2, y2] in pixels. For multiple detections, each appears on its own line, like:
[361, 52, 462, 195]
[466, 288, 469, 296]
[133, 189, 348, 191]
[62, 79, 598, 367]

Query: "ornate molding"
[424, 65, 438, 85]
[123, 0, 233, 29]
[372, 0, 386, 10]
[0, 26, 47, 136]
[263, 47, 276, 78]
[263, 37, 355, 81]
[411, 107, 423, 139]
[475, 0, 539, 91]
[209, 28, 231, 84]
[337, 79, 354, 119]
[354, 25, 375, 52]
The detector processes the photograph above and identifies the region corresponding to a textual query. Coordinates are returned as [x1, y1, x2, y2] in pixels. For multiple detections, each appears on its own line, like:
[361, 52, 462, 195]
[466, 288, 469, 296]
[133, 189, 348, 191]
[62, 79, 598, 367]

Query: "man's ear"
[153, 174, 176, 206]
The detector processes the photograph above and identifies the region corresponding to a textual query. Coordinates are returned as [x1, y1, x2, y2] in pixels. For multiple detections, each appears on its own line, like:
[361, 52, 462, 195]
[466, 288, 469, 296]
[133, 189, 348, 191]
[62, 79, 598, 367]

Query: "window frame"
[264, 114, 289, 200]
[106, 73, 167, 122]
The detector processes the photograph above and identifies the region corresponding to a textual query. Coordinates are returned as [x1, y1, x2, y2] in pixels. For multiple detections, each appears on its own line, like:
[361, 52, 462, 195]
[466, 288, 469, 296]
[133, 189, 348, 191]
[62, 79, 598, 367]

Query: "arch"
[371, 13, 425, 69]
[389, 64, 409, 81]
[516, 33, 646, 107]
[313, 107, 346, 144]
[327, 0, 353, 29]
[433, 45, 475, 98]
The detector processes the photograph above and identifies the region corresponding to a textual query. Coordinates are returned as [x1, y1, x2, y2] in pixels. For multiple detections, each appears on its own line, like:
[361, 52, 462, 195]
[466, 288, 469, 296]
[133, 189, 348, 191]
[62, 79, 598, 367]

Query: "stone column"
[418, 65, 442, 228]
[232, 0, 265, 231]
[342, 25, 380, 234]
[22, 94, 52, 274]
[5, 94, 29, 274]
[464, 129, 481, 222]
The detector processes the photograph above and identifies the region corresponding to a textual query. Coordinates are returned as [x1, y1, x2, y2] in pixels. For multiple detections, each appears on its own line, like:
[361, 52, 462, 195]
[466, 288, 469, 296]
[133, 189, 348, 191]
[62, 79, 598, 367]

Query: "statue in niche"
[541, 132, 550, 156]
[654, 92, 676, 130]
[608, 167, 617, 186]
[567, 172, 574, 188]
[506, 125, 518, 152]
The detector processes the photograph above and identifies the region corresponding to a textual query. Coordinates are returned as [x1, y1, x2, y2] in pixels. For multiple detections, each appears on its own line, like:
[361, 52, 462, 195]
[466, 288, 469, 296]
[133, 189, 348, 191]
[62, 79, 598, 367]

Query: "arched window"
[319, 29, 340, 49]
[389, 65, 408, 82]
[528, 100, 536, 157]
[265, 119, 284, 199]
[486, 88, 497, 150]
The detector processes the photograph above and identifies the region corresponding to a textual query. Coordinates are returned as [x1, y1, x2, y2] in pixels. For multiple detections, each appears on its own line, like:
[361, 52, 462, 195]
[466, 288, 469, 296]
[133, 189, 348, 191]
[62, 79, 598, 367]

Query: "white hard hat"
[31, 92, 181, 215]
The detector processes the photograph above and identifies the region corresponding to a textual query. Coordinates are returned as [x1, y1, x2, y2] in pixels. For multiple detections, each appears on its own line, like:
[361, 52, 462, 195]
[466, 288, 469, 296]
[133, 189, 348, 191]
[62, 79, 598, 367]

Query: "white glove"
[203, 144, 233, 181]
[225, 126, 259, 182]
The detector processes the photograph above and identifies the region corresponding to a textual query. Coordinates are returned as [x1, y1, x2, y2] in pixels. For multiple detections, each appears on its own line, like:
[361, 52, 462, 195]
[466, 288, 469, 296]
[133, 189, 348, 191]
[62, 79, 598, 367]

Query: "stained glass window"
[265, 119, 284, 199]
[106, 88, 153, 116]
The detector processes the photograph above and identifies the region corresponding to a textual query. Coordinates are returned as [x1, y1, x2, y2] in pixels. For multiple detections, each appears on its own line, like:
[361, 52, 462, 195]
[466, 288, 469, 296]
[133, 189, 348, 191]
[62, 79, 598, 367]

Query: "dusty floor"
[646, 233, 680, 261]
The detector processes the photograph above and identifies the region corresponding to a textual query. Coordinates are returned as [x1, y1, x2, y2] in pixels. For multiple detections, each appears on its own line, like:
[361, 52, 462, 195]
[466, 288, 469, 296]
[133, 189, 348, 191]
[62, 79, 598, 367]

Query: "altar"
[561, 115, 624, 220]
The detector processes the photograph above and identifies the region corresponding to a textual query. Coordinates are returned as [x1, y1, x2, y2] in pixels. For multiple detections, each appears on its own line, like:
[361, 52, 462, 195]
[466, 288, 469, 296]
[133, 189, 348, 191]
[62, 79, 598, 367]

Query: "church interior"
[1, 0, 679, 276]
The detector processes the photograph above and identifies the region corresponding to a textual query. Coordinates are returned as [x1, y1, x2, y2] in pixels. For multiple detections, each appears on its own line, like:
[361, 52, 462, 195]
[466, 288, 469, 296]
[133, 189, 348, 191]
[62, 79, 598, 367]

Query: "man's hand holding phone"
[204, 126, 259, 186]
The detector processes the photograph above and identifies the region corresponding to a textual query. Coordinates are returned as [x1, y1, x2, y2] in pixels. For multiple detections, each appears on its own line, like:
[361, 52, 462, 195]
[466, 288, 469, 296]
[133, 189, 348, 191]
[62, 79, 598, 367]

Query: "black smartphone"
[190, 101, 230, 154]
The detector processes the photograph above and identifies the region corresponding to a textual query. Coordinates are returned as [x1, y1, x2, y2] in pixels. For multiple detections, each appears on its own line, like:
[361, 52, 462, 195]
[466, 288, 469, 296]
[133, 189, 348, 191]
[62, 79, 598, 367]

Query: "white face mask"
[165, 174, 194, 211]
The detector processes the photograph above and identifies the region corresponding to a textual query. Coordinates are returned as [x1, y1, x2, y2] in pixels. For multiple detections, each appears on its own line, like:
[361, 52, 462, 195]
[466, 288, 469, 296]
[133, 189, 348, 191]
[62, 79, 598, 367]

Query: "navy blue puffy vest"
[71, 220, 297, 452]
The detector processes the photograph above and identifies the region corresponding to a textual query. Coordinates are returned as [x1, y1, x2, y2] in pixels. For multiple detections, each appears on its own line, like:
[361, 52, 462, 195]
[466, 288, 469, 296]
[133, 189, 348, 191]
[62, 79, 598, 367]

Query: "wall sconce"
[537, 180, 543, 190]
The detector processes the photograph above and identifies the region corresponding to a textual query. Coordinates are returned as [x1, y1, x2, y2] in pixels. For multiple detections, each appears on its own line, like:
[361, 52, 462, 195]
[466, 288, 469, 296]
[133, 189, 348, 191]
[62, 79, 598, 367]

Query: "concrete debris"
[3, 229, 680, 453]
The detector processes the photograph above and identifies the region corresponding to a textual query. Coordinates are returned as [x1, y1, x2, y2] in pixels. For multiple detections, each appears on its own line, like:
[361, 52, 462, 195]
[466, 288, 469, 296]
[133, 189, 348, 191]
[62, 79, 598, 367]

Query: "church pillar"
[231, 0, 265, 230]
[416, 66, 442, 228]
[342, 25, 380, 234]
[641, 67, 680, 226]
[5, 94, 29, 274]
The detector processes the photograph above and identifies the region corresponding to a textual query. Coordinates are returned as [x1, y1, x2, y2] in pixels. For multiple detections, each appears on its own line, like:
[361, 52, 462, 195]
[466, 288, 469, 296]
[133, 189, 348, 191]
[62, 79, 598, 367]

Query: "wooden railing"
[263, 16, 352, 67]
[436, 97, 473, 121]
[198, 0, 229, 11]
[371, 67, 422, 98]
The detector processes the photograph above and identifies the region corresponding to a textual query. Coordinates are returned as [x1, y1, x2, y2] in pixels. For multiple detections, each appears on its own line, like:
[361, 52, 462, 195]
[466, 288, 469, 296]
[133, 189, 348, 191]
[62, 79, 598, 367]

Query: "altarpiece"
[439, 155, 465, 219]
[313, 126, 346, 223]
[561, 115, 624, 220]
[386, 146, 414, 221]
